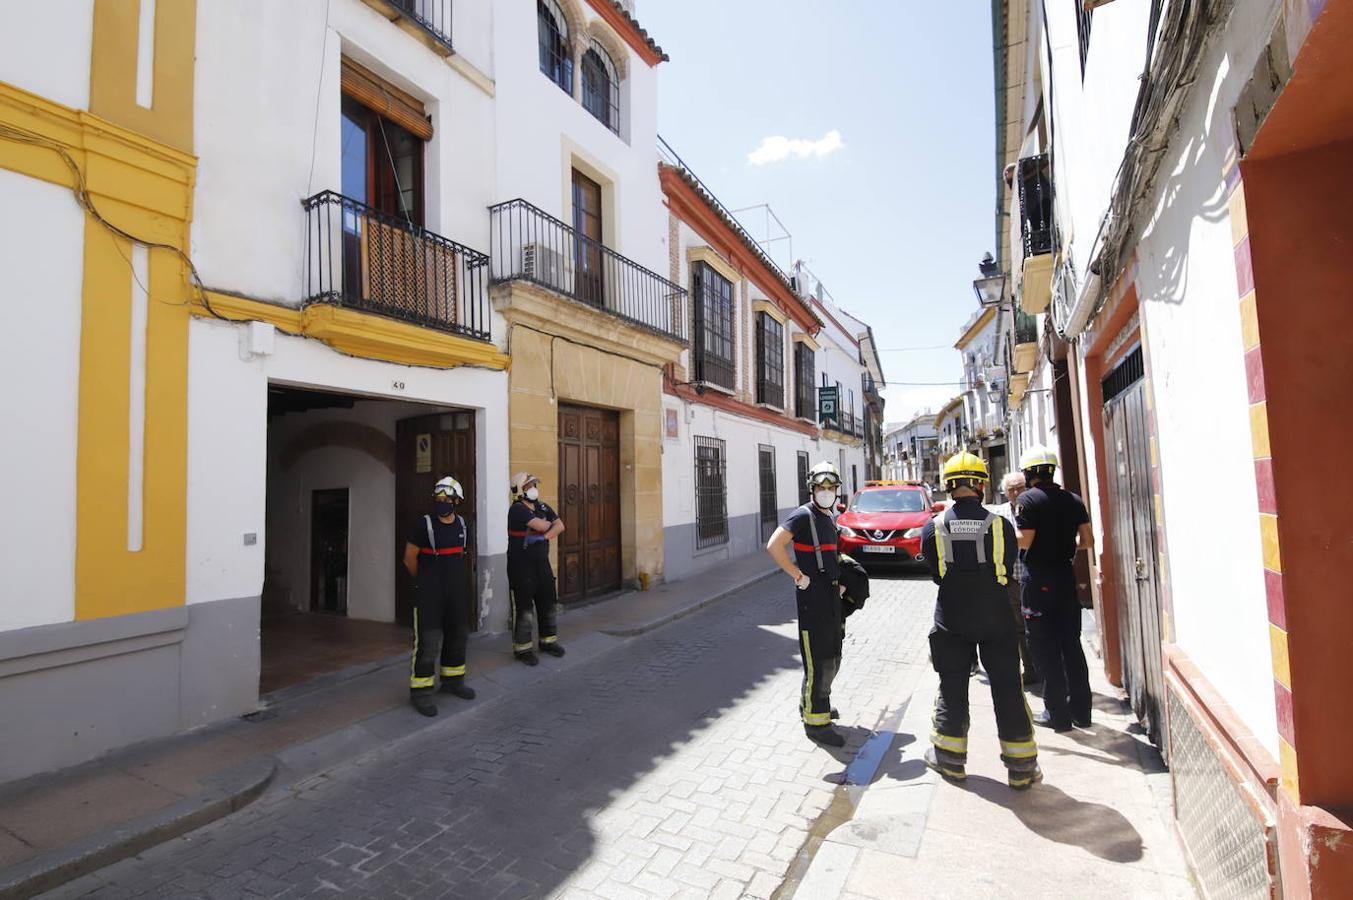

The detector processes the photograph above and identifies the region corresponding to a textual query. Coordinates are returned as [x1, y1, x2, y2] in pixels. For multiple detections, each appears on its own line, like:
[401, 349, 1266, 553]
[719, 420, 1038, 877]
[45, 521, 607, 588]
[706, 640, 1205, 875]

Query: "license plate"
[861, 545, 895, 554]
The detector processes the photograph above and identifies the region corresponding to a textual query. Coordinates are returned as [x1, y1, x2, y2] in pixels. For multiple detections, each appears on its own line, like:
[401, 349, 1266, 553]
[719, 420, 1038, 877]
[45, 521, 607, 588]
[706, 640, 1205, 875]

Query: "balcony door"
[571, 169, 604, 307]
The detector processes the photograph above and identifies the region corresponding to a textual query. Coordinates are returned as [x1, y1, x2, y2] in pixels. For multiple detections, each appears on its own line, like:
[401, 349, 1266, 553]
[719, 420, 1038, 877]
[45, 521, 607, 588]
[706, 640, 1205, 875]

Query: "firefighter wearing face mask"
[401, 476, 475, 717]
[767, 461, 848, 748]
[920, 453, 1041, 789]
[507, 472, 566, 666]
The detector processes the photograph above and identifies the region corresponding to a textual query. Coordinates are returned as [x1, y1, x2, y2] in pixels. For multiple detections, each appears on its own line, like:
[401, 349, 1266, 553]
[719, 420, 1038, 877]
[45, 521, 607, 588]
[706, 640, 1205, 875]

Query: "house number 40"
[391, 380, 405, 391]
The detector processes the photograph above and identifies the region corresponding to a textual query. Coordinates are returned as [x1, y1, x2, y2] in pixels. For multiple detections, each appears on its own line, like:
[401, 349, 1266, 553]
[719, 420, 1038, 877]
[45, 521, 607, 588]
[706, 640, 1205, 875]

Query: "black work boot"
[440, 677, 475, 700]
[410, 693, 438, 717]
[830, 708, 840, 720]
[1008, 765, 1044, 790]
[804, 724, 846, 747]
[924, 747, 966, 782]
[515, 650, 540, 667]
[539, 642, 565, 658]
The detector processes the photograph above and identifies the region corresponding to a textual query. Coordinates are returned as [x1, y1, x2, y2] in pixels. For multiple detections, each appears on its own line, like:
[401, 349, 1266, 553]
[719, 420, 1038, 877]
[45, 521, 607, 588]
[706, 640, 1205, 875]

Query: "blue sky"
[640, 0, 996, 424]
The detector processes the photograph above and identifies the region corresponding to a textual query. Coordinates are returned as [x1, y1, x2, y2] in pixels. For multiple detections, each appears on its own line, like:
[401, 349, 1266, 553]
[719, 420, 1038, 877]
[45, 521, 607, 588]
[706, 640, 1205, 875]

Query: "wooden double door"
[395, 412, 477, 627]
[557, 404, 621, 602]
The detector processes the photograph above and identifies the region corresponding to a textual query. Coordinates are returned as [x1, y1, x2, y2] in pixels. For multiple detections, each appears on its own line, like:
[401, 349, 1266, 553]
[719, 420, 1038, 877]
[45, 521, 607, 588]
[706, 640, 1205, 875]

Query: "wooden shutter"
[340, 57, 433, 141]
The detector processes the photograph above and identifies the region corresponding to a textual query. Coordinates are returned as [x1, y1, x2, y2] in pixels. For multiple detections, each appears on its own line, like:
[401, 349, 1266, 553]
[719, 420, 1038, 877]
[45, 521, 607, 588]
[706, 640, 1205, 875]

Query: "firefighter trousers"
[796, 578, 843, 726]
[1024, 570, 1092, 727]
[410, 571, 469, 694]
[509, 552, 559, 654]
[929, 625, 1038, 777]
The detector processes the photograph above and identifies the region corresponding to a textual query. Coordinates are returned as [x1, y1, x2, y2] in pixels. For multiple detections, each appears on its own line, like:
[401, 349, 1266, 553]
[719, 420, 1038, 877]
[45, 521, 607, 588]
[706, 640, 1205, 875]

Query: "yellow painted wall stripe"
[1239, 291, 1260, 352]
[1270, 624, 1291, 690]
[1249, 402, 1271, 458]
[1280, 736, 1300, 799]
[1229, 182, 1249, 248]
[1259, 514, 1282, 573]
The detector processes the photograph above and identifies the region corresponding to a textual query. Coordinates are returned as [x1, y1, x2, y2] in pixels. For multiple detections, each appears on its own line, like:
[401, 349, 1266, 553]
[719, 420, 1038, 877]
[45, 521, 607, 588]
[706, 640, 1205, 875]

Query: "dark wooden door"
[571, 169, 604, 307]
[557, 404, 621, 602]
[758, 445, 778, 542]
[310, 488, 350, 615]
[395, 412, 477, 627]
[1103, 351, 1166, 755]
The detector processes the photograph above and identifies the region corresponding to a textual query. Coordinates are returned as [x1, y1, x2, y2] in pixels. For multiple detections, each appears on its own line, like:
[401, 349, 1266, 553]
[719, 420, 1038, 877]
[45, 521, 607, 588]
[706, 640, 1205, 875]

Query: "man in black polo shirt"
[1015, 446, 1094, 732]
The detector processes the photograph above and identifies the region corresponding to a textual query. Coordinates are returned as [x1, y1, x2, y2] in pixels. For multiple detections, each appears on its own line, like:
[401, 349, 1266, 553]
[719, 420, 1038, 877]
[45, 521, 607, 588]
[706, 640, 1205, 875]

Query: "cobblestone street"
[48, 572, 937, 899]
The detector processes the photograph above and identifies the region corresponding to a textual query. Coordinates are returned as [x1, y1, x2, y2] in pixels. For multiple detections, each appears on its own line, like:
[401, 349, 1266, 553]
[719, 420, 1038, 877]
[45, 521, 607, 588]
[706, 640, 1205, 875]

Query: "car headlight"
[838, 526, 857, 538]
[903, 527, 924, 538]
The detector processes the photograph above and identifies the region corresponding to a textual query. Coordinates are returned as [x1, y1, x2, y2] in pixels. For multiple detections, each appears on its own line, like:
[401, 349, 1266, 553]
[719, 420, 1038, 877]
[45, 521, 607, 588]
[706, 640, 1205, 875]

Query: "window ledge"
[755, 402, 786, 414]
[693, 380, 736, 397]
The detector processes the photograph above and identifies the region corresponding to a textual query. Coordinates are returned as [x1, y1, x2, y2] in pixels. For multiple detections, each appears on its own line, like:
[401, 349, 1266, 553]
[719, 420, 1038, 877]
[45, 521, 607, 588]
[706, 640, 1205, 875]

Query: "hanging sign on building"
[818, 386, 839, 429]
[415, 433, 432, 473]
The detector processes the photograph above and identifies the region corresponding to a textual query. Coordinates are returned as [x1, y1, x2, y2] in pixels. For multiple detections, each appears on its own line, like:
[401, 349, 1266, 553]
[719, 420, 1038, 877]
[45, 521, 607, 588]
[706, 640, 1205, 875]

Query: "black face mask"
[434, 500, 455, 516]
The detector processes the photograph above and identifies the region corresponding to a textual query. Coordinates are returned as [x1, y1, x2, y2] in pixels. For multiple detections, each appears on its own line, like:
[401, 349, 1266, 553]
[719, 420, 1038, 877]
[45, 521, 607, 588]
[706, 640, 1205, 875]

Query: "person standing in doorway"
[402, 476, 475, 717]
[507, 472, 566, 666]
[1015, 446, 1094, 731]
[921, 453, 1040, 788]
[767, 461, 848, 748]
[989, 472, 1041, 687]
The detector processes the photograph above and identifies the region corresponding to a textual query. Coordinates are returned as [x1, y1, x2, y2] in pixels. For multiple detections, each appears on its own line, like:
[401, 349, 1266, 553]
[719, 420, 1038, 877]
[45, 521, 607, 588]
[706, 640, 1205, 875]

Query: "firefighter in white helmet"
[766, 461, 849, 747]
[401, 476, 475, 717]
[506, 472, 566, 665]
[1015, 445, 1095, 732]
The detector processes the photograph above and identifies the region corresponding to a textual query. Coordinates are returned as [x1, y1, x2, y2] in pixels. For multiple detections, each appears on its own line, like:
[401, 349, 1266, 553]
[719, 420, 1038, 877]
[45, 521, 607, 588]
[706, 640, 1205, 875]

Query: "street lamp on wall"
[972, 252, 1006, 309]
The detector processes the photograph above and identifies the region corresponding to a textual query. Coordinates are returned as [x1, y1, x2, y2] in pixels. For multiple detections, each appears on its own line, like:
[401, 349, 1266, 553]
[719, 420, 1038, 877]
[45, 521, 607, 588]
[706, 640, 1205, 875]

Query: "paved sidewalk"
[791, 635, 1197, 899]
[0, 555, 776, 898]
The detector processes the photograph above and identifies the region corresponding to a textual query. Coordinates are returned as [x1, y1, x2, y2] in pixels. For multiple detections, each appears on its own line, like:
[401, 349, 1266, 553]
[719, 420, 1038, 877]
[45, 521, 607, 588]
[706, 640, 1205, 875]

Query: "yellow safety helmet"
[433, 476, 464, 502]
[510, 472, 539, 496]
[1019, 445, 1059, 473]
[941, 452, 989, 490]
[806, 460, 841, 489]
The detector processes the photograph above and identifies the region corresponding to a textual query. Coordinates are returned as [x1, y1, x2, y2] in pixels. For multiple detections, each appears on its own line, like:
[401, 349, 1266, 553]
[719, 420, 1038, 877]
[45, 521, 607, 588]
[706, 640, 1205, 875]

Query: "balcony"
[1017, 153, 1054, 315]
[302, 191, 491, 341]
[489, 199, 689, 344]
[363, 0, 454, 55]
[1011, 305, 1038, 374]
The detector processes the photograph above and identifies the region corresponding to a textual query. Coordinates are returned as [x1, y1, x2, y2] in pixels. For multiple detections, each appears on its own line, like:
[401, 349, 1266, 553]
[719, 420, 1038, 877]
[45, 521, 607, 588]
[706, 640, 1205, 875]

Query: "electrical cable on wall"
[0, 122, 227, 321]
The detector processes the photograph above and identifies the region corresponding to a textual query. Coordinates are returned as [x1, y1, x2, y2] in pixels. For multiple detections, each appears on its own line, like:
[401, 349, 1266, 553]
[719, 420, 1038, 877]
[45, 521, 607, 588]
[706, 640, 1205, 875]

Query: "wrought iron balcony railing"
[303, 190, 491, 341]
[1017, 153, 1053, 259]
[390, 0, 453, 53]
[1015, 305, 1038, 345]
[489, 199, 689, 343]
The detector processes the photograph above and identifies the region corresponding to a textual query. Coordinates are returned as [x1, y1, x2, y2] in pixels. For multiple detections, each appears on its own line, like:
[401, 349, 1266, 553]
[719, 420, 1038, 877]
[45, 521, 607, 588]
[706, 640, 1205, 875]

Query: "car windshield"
[850, 489, 926, 513]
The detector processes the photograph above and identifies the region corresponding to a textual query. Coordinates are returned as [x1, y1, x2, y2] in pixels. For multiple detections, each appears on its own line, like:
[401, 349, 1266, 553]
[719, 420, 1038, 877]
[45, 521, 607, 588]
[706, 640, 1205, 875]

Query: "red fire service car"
[837, 481, 942, 565]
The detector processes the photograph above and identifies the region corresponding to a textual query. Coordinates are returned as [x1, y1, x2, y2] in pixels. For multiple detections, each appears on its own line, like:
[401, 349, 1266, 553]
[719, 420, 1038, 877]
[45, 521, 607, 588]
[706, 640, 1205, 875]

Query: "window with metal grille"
[759, 445, 778, 542]
[794, 342, 815, 419]
[797, 451, 810, 506]
[694, 436, 728, 548]
[538, 0, 572, 95]
[581, 43, 620, 135]
[756, 312, 784, 407]
[692, 263, 735, 390]
[1102, 345, 1144, 404]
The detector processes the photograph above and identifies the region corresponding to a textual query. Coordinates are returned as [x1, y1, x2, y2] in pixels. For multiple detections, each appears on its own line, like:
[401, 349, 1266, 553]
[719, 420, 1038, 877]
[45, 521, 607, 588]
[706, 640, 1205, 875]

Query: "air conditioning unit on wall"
[523, 243, 566, 286]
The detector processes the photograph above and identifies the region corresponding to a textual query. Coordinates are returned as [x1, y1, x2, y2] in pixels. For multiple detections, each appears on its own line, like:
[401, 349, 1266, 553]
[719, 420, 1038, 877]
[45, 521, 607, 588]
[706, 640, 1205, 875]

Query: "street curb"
[599, 568, 780, 637]
[0, 757, 275, 900]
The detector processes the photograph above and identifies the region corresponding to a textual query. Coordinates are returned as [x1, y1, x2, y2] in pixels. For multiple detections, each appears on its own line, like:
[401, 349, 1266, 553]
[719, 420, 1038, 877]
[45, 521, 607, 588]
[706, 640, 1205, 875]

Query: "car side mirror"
[931, 502, 945, 514]
[836, 503, 847, 514]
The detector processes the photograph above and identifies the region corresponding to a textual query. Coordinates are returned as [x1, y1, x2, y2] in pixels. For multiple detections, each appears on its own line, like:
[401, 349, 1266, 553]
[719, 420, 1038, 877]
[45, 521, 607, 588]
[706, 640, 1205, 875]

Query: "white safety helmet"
[1019, 445, 1059, 474]
[433, 476, 464, 503]
[806, 460, 841, 489]
[510, 472, 540, 497]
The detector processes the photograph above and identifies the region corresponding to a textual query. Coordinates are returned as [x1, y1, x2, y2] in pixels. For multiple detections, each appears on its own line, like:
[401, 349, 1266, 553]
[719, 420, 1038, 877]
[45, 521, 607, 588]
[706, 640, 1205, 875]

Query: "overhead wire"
[0, 122, 227, 320]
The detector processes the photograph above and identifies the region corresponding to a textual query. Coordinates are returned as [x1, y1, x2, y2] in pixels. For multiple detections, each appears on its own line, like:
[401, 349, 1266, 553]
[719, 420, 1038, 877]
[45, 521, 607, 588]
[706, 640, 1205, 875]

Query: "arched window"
[538, 0, 572, 95]
[580, 42, 619, 134]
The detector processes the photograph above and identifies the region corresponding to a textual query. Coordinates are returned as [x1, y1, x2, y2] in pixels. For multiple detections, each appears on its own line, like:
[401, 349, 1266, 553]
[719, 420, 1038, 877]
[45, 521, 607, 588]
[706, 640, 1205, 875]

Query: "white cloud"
[747, 129, 844, 166]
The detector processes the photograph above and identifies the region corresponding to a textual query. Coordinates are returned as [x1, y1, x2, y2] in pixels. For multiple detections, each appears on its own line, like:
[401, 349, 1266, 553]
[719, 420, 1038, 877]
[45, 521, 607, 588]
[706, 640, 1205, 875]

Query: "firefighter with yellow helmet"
[401, 476, 475, 717]
[920, 452, 1041, 788]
